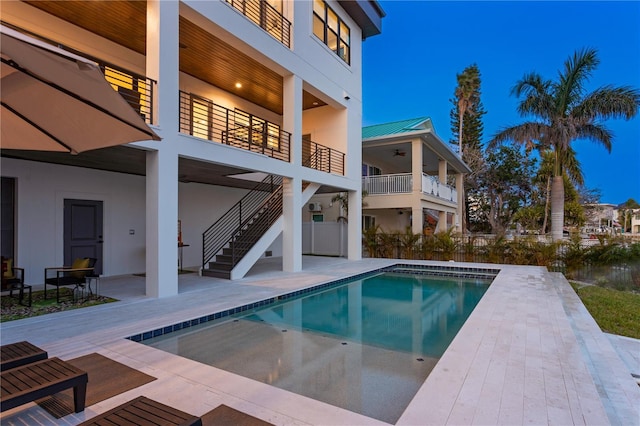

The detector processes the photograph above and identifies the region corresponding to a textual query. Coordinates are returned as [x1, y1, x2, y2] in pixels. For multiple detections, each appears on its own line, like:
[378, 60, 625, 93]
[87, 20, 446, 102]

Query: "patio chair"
[44, 257, 96, 303]
[1, 257, 29, 306]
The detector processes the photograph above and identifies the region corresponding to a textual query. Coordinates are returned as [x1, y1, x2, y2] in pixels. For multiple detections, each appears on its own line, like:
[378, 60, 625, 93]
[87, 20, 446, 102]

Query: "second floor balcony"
[362, 173, 458, 204]
[225, 0, 292, 48]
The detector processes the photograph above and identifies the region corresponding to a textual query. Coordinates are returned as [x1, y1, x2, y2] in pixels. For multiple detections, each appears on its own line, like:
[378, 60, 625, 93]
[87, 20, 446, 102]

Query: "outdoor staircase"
[202, 175, 283, 279]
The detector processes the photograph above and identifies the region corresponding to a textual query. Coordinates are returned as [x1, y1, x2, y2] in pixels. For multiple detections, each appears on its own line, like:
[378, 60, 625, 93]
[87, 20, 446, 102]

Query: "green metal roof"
[362, 117, 434, 139]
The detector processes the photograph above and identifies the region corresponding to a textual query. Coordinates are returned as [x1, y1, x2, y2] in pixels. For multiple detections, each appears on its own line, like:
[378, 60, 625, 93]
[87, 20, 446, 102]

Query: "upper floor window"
[312, 0, 350, 64]
[362, 163, 381, 176]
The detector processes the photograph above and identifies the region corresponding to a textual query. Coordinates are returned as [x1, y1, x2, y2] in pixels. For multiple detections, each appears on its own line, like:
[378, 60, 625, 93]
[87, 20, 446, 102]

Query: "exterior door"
[64, 199, 103, 274]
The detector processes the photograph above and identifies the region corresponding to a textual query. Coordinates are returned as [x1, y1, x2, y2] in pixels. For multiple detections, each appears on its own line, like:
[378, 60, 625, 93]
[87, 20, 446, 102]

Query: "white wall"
[1, 158, 249, 283]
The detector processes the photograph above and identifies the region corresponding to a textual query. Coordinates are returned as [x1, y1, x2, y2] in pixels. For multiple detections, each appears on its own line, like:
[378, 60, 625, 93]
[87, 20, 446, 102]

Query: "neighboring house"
[360, 117, 471, 235]
[584, 203, 618, 233]
[0, 1, 384, 297]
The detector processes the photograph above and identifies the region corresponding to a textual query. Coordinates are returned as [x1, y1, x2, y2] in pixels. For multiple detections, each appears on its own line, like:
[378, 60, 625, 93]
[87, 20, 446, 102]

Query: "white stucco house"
[0, 0, 385, 297]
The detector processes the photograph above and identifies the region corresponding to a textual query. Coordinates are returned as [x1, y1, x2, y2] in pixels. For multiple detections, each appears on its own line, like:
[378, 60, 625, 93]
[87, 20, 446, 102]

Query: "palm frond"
[574, 85, 640, 121]
[556, 48, 599, 112]
[576, 123, 613, 153]
[488, 122, 550, 150]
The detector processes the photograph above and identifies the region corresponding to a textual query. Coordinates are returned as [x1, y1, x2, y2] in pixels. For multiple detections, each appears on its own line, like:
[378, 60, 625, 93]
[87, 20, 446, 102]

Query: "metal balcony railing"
[179, 91, 290, 162]
[225, 0, 292, 48]
[302, 138, 345, 175]
[100, 65, 154, 125]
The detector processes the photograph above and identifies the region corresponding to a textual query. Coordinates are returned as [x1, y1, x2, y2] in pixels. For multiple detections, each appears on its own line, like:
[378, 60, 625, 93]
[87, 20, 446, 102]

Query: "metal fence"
[362, 233, 640, 290]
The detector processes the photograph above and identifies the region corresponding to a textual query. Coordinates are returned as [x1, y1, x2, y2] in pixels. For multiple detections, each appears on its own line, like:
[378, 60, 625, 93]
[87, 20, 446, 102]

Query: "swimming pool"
[138, 265, 496, 423]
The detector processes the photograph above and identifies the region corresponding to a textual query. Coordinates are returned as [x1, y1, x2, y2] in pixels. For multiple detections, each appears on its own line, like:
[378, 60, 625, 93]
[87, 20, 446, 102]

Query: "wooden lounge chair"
[0, 341, 48, 371]
[0, 357, 88, 413]
[78, 395, 202, 426]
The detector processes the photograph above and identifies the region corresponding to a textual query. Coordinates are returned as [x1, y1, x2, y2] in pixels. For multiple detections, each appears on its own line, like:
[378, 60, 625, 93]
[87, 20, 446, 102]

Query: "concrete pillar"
[282, 177, 302, 272]
[456, 173, 464, 233]
[282, 75, 303, 272]
[146, 149, 178, 297]
[411, 139, 423, 234]
[145, 0, 180, 297]
[347, 189, 362, 260]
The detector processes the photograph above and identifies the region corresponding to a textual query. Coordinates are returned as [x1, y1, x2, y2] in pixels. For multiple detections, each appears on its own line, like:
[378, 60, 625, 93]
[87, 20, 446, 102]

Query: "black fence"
[362, 233, 640, 290]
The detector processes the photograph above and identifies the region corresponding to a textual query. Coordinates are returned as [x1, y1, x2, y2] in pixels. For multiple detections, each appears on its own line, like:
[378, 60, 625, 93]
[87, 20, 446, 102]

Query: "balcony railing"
[302, 138, 345, 175]
[422, 174, 457, 202]
[362, 173, 458, 203]
[100, 65, 154, 125]
[363, 173, 412, 194]
[179, 91, 290, 162]
[225, 0, 292, 48]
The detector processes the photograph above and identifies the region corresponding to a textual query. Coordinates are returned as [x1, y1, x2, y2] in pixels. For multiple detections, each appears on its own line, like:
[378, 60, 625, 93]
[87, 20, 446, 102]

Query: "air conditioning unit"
[308, 202, 322, 212]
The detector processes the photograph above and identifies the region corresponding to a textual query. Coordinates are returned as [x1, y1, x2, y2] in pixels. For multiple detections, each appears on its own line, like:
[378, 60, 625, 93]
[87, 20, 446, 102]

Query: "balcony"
[225, 0, 292, 48]
[179, 91, 290, 162]
[362, 173, 457, 203]
[302, 138, 345, 176]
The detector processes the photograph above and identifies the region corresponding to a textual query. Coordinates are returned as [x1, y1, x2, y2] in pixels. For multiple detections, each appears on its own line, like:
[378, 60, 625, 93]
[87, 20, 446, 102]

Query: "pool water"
[145, 272, 490, 423]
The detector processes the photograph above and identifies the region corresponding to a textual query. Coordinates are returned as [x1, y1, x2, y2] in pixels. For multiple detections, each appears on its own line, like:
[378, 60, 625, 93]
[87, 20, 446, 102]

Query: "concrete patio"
[1, 256, 638, 425]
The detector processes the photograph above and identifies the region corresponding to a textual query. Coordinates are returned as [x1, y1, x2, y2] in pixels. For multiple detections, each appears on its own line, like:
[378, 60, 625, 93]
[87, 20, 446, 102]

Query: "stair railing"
[202, 174, 283, 269]
[228, 185, 283, 265]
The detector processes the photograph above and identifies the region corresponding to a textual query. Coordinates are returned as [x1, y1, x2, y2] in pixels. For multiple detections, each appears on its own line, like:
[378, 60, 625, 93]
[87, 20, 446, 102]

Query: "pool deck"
[1, 257, 639, 425]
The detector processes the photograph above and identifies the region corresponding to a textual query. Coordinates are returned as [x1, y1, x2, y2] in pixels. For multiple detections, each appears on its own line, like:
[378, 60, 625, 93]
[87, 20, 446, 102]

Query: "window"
[362, 163, 381, 176]
[312, 0, 350, 64]
[363, 215, 376, 230]
[104, 67, 148, 121]
[190, 97, 212, 140]
[312, 214, 324, 222]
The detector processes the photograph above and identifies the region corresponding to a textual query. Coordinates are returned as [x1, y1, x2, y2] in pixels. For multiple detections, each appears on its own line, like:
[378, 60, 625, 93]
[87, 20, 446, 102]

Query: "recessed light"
[312, 101, 319, 105]
[235, 82, 242, 89]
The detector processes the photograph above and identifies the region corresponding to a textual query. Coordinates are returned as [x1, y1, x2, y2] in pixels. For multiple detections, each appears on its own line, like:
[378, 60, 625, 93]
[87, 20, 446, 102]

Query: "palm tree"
[536, 148, 583, 234]
[454, 65, 481, 234]
[490, 48, 640, 240]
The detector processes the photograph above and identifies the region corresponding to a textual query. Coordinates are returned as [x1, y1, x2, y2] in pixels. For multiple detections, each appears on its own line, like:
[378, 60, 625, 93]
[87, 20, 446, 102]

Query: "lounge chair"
[0, 357, 88, 413]
[77, 395, 202, 426]
[0, 341, 48, 371]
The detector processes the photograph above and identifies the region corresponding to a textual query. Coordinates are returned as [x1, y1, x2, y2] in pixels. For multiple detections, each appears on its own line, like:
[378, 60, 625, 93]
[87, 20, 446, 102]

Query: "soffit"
[22, 0, 326, 115]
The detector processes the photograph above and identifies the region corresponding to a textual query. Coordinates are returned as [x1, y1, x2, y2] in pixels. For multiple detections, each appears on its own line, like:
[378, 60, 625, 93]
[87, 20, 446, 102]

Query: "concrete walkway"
[1, 257, 638, 425]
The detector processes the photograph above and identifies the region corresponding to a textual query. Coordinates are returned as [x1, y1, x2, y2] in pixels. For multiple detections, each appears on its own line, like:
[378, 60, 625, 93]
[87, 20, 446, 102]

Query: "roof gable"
[362, 117, 434, 139]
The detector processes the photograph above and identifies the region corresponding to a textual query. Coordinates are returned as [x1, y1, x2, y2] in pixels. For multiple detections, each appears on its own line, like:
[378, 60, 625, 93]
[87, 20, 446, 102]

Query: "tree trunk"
[541, 176, 551, 234]
[550, 176, 564, 241]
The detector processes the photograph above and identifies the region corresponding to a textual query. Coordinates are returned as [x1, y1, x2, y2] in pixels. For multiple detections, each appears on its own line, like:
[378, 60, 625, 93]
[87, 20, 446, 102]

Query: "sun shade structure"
[0, 25, 161, 154]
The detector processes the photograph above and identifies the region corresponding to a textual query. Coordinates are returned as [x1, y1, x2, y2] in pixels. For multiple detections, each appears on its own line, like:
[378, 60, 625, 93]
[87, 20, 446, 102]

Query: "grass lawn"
[572, 283, 640, 339]
[1, 288, 117, 322]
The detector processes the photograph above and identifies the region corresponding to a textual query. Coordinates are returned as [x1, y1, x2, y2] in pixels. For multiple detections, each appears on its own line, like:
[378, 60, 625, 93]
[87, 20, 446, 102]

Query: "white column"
[146, 149, 178, 297]
[347, 189, 362, 260]
[437, 160, 448, 232]
[456, 173, 464, 232]
[412, 138, 423, 234]
[282, 75, 303, 272]
[145, 0, 180, 297]
[283, 177, 302, 272]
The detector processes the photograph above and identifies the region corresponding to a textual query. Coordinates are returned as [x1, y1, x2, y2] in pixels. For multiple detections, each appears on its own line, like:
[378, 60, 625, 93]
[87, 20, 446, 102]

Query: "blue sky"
[362, 1, 640, 205]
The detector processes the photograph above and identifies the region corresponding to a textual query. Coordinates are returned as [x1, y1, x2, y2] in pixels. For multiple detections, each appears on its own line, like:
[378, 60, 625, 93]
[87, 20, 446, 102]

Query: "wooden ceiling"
[23, 0, 326, 115]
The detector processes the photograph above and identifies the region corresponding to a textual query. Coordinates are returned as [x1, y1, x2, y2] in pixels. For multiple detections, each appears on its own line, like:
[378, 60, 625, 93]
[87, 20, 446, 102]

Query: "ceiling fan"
[393, 149, 406, 157]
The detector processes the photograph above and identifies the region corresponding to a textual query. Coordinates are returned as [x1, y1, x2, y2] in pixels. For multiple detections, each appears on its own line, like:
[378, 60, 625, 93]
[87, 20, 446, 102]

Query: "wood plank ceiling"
[23, 0, 325, 115]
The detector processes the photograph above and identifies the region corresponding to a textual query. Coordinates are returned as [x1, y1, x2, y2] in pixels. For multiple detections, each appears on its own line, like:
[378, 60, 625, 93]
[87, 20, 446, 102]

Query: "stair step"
[202, 269, 231, 279]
